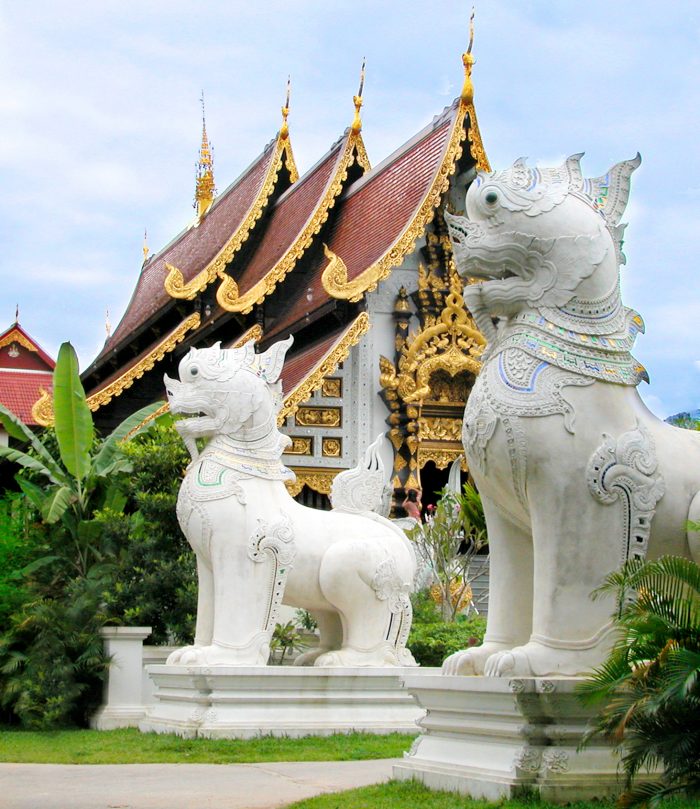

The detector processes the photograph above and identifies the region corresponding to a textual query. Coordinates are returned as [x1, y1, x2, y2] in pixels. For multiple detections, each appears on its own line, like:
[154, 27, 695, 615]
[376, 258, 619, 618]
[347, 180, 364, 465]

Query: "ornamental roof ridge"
[164, 129, 298, 300]
[215, 125, 370, 315]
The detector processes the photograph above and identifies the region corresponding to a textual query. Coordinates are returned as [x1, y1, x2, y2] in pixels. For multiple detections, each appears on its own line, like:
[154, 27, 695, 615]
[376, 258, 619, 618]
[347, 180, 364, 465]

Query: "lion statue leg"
[443, 493, 533, 675]
[483, 467, 621, 678]
[312, 539, 414, 667]
[293, 610, 343, 666]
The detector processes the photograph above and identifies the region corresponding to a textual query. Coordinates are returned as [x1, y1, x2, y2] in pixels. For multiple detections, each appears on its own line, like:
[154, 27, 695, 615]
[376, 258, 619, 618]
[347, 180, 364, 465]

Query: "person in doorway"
[402, 488, 423, 522]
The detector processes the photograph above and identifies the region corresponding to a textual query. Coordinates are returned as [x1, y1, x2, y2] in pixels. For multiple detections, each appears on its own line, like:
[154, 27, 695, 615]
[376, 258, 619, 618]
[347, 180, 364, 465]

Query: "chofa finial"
[461, 7, 476, 105]
[351, 58, 366, 134]
[280, 76, 291, 140]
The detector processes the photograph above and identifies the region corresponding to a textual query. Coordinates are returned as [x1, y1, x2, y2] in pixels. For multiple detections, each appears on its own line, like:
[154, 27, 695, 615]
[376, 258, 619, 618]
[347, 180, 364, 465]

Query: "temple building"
[0, 317, 55, 448]
[36, 35, 490, 510]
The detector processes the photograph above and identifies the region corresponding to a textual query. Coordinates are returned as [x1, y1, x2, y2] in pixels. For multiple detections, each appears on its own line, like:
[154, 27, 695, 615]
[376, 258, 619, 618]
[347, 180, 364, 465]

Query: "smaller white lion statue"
[164, 337, 417, 668]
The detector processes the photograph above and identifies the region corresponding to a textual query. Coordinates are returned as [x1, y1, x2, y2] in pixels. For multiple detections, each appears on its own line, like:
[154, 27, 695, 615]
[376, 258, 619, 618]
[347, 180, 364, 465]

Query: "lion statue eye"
[190, 367, 199, 377]
[484, 189, 499, 206]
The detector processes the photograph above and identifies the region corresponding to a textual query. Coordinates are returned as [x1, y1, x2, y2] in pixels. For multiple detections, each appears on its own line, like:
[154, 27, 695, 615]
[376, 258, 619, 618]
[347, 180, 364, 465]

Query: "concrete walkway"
[0, 759, 399, 809]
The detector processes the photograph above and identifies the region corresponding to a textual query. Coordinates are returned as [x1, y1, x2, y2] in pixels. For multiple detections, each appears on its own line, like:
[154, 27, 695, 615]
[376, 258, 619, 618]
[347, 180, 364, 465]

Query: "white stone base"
[140, 665, 437, 739]
[393, 675, 625, 804]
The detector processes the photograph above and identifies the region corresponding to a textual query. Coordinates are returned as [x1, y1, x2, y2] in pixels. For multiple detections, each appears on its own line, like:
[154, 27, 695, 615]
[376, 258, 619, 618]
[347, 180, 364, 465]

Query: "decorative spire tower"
[194, 91, 216, 219]
[351, 58, 366, 134]
[142, 228, 150, 264]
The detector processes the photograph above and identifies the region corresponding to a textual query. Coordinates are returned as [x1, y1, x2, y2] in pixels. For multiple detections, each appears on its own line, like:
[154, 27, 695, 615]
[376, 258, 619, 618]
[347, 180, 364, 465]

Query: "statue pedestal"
[140, 666, 435, 739]
[393, 675, 624, 804]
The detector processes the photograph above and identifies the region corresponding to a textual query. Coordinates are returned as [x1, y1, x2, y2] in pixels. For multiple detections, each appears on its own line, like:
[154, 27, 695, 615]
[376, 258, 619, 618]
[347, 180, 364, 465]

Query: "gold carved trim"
[418, 446, 467, 471]
[225, 323, 263, 349]
[321, 102, 470, 303]
[32, 313, 202, 425]
[30, 388, 53, 427]
[285, 436, 313, 456]
[321, 377, 342, 398]
[0, 329, 37, 353]
[88, 312, 201, 412]
[279, 311, 370, 423]
[322, 437, 342, 457]
[285, 467, 341, 497]
[216, 132, 371, 315]
[295, 407, 342, 428]
[165, 136, 299, 300]
[418, 416, 462, 442]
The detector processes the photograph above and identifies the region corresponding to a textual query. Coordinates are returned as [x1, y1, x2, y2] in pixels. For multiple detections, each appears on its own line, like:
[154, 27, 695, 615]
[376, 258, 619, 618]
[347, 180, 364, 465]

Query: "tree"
[579, 554, 700, 807]
[0, 342, 162, 727]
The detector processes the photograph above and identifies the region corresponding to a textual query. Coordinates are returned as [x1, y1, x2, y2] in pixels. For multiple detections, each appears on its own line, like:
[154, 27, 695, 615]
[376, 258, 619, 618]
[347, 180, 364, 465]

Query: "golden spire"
[194, 91, 216, 219]
[351, 58, 366, 134]
[280, 76, 291, 140]
[460, 7, 476, 106]
[142, 228, 149, 264]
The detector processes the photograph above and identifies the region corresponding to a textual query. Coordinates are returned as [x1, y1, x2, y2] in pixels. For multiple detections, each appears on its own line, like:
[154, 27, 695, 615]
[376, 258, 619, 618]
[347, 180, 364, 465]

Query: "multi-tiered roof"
[79, 43, 489, 432]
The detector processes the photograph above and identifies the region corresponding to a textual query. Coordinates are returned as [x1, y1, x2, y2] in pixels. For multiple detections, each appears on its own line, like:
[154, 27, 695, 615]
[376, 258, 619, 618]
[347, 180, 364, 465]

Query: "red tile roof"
[268, 104, 458, 338]
[279, 313, 370, 420]
[281, 328, 345, 398]
[101, 136, 288, 358]
[224, 131, 365, 312]
[0, 370, 53, 425]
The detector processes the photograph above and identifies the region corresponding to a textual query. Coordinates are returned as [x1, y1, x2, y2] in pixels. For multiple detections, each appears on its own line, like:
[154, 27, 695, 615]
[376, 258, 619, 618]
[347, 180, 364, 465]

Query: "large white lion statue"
[442, 154, 700, 677]
[164, 338, 417, 668]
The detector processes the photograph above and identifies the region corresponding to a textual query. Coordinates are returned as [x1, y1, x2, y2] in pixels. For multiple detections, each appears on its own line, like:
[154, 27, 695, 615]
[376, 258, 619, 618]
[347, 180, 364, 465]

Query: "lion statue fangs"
[163, 338, 417, 669]
[443, 153, 700, 679]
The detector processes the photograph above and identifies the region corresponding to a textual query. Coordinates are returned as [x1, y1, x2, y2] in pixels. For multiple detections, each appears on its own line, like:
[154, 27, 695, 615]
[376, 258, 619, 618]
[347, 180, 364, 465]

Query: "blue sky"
[1, 1, 698, 417]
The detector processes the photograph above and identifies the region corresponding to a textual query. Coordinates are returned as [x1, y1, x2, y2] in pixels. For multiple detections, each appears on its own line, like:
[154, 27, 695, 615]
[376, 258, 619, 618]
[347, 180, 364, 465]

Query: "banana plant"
[0, 342, 164, 577]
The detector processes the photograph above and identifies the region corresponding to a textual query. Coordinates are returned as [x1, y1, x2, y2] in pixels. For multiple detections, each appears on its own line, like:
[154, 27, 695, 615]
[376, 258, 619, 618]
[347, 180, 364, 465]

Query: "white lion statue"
[163, 338, 417, 668]
[442, 154, 700, 677]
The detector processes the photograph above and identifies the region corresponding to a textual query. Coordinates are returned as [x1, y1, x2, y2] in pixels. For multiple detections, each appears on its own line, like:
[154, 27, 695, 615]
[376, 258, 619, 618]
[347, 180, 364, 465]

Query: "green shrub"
[102, 422, 196, 644]
[407, 591, 486, 667]
[579, 555, 700, 807]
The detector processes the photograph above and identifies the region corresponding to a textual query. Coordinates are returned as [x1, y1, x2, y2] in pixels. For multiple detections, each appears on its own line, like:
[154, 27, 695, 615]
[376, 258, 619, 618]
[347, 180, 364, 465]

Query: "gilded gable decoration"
[379, 226, 485, 490]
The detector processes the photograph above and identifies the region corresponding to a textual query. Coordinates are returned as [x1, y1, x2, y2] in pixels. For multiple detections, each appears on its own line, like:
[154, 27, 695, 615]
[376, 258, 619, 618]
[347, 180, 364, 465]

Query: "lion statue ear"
[252, 335, 294, 383]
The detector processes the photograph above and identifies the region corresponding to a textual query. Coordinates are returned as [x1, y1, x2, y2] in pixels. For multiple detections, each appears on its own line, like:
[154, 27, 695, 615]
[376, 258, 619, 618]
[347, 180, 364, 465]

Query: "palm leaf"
[92, 401, 164, 476]
[40, 486, 73, 524]
[0, 402, 66, 483]
[53, 342, 94, 482]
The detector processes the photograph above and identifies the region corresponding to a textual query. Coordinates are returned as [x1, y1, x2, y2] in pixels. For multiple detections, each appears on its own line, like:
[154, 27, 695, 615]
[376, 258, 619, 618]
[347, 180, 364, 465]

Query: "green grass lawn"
[284, 781, 693, 809]
[0, 727, 415, 764]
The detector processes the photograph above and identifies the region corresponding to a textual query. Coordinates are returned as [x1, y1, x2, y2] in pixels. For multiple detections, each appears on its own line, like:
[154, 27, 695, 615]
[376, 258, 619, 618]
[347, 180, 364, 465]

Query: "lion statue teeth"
[442, 153, 700, 678]
[163, 337, 417, 668]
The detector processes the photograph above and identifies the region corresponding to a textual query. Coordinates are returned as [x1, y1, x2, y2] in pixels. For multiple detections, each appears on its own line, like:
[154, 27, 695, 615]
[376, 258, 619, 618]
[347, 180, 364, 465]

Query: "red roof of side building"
[0, 370, 53, 425]
[0, 322, 55, 425]
[267, 102, 463, 339]
[101, 134, 296, 359]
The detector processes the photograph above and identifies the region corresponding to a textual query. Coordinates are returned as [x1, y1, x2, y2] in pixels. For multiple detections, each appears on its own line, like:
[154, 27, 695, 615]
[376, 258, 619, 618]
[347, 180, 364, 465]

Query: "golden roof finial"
[351, 57, 366, 134]
[194, 90, 216, 219]
[142, 228, 149, 264]
[280, 76, 291, 140]
[461, 7, 476, 105]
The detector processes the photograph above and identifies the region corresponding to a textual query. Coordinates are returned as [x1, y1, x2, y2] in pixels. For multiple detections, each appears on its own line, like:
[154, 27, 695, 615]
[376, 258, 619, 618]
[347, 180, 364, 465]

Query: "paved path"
[0, 759, 398, 809]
